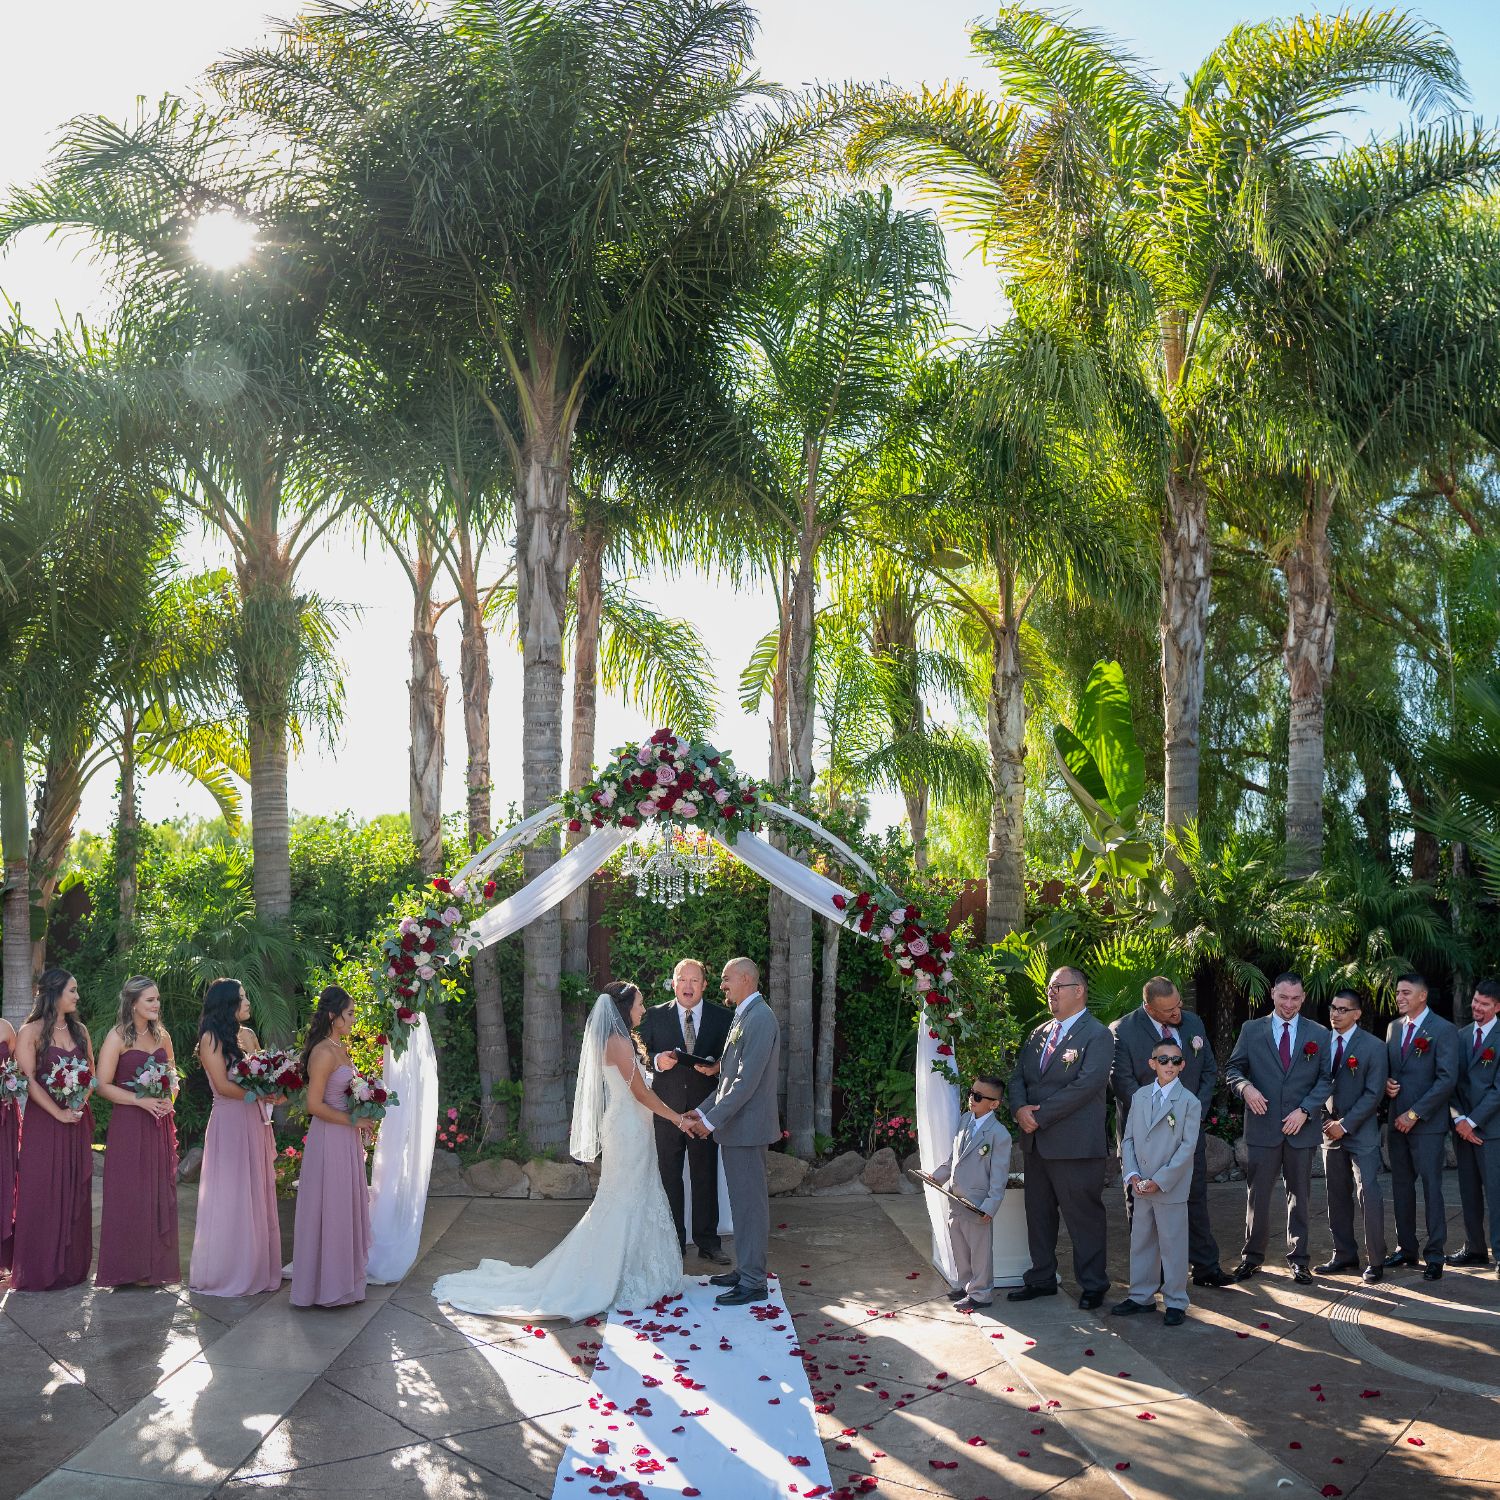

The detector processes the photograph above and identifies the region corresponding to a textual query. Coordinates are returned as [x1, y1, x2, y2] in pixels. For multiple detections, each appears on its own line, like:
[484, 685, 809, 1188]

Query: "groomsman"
[1383, 972, 1459, 1279]
[1315, 990, 1388, 1283]
[1225, 972, 1333, 1283]
[1110, 977, 1233, 1287]
[641, 958, 732, 1264]
[1007, 967, 1113, 1310]
[1448, 977, 1500, 1272]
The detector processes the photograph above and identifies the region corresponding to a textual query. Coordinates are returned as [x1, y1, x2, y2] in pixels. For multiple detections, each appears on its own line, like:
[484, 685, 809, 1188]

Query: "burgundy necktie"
[1333, 1035, 1345, 1074]
[1402, 1022, 1415, 1058]
[1160, 1025, 1179, 1049]
[1040, 1022, 1061, 1072]
[1278, 1022, 1292, 1072]
[1475, 1027, 1485, 1057]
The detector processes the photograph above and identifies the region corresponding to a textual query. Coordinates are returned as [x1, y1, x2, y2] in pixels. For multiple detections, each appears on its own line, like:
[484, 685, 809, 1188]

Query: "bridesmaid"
[291, 985, 373, 1308]
[12, 969, 95, 1291]
[96, 976, 180, 1287]
[188, 977, 282, 1297]
[1, 1014, 19, 1275]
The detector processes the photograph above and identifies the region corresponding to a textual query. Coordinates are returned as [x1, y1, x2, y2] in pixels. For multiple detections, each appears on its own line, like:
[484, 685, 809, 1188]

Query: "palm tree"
[219, 0, 845, 1146]
[854, 5, 1472, 853]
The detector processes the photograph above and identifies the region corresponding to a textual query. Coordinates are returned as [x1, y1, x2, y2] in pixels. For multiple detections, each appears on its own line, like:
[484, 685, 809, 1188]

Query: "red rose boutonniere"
[1303, 1041, 1319, 1057]
[1481, 1047, 1496, 1066]
[1412, 1036, 1431, 1056]
[1346, 1054, 1359, 1072]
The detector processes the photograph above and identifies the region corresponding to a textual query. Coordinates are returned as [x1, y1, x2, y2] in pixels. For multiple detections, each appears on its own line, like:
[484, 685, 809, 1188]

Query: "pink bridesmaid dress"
[11, 1044, 94, 1291]
[188, 1086, 282, 1297]
[96, 1047, 181, 1287]
[0, 1038, 20, 1274]
[290, 1063, 370, 1307]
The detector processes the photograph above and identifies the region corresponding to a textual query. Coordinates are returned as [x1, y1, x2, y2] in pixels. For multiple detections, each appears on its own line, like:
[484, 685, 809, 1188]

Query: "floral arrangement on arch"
[559, 729, 762, 839]
[373, 875, 495, 1056]
[832, 888, 969, 1080]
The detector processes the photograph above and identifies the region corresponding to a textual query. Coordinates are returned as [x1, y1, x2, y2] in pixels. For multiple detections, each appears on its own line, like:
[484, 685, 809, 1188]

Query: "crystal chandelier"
[620, 822, 715, 907]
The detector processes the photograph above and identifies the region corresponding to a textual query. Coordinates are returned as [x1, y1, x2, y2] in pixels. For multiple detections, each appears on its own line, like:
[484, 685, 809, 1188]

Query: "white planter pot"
[991, 1187, 1031, 1288]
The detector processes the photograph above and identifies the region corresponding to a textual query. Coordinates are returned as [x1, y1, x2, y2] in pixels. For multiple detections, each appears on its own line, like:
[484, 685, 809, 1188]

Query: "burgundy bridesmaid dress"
[0, 1038, 20, 1275]
[11, 1044, 94, 1291]
[188, 1088, 282, 1297]
[96, 1047, 181, 1287]
[290, 1063, 371, 1307]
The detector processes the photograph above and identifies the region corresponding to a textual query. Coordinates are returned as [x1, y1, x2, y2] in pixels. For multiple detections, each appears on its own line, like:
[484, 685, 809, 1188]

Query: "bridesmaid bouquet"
[346, 1071, 399, 1123]
[0, 1056, 29, 1103]
[231, 1048, 306, 1103]
[41, 1054, 93, 1110]
[133, 1057, 178, 1099]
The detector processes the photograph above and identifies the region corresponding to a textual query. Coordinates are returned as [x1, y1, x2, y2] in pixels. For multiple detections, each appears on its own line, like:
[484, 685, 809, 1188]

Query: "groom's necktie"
[683, 1009, 696, 1054]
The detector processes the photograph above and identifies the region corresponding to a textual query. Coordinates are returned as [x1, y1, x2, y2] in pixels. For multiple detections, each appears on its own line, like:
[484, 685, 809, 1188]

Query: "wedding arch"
[365, 731, 968, 1283]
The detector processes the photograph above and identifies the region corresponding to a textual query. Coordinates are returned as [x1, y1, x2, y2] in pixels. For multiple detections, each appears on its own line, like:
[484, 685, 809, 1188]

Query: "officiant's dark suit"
[640, 967, 732, 1259]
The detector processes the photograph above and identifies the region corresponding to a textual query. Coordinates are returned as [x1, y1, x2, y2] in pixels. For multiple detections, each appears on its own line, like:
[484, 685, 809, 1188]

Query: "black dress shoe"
[1006, 1283, 1057, 1302]
[1383, 1251, 1419, 1268]
[953, 1297, 992, 1312]
[1291, 1267, 1314, 1285]
[1078, 1290, 1107, 1310]
[945, 1289, 968, 1302]
[1314, 1259, 1358, 1276]
[1110, 1297, 1153, 1316]
[1232, 1261, 1261, 1281]
[1163, 1307, 1186, 1327]
[716, 1284, 769, 1306]
[708, 1270, 741, 1287]
[1422, 1262, 1443, 1281]
[1192, 1268, 1236, 1288]
[697, 1246, 732, 1265]
[1361, 1266, 1384, 1285]
[1446, 1250, 1490, 1267]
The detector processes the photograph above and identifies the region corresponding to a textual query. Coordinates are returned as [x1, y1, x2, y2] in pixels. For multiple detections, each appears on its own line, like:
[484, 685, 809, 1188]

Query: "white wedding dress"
[433, 1058, 682, 1321]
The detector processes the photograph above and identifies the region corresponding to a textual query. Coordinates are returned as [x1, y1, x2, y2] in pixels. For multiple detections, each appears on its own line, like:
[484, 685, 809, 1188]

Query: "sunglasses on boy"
[1151, 1054, 1185, 1067]
[968, 1087, 1001, 1102]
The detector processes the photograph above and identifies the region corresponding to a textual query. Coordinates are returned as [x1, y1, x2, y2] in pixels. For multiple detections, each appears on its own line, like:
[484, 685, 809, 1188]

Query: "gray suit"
[1225, 1014, 1333, 1268]
[931, 1110, 1011, 1300]
[1110, 1004, 1222, 1272]
[699, 992, 780, 1290]
[1451, 1020, 1500, 1261]
[1321, 1025, 1388, 1269]
[1385, 1009, 1459, 1262]
[1008, 1009, 1112, 1295]
[1120, 1082, 1201, 1310]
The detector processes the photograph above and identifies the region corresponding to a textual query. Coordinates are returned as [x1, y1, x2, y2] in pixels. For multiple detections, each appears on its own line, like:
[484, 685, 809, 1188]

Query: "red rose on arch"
[431, 877, 451, 893]
[1302, 1041, 1319, 1057]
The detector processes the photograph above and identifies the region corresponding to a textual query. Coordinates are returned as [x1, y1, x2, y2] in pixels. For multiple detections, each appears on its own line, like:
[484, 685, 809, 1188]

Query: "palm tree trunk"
[985, 615, 1026, 942]
[28, 744, 83, 976]
[456, 523, 512, 1144]
[408, 542, 446, 878]
[117, 708, 139, 950]
[1, 739, 34, 1024]
[514, 377, 577, 1151]
[1160, 462, 1211, 850]
[1283, 479, 1336, 878]
[247, 710, 293, 920]
[563, 521, 605, 978]
[815, 916, 839, 1144]
[767, 554, 793, 1116]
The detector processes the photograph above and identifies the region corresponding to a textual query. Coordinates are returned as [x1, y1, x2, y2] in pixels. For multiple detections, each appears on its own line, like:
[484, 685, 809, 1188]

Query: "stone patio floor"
[4, 1174, 1498, 1499]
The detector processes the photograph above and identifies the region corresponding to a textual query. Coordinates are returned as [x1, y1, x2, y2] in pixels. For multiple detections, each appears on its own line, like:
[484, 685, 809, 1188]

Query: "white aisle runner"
[551, 1274, 833, 1500]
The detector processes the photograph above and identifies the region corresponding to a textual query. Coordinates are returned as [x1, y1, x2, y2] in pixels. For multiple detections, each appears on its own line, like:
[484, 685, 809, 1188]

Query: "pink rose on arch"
[655, 765, 676, 786]
[638, 802, 660, 818]
[908, 936, 930, 957]
[879, 925, 895, 943]
[714, 788, 730, 805]
[913, 973, 932, 992]
[890, 907, 907, 924]
[441, 906, 461, 925]
[418, 966, 436, 981]
[636, 747, 654, 766]
[675, 800, 699, 818]
[598, 785, 616, 807]
[399, 916, 418, 935]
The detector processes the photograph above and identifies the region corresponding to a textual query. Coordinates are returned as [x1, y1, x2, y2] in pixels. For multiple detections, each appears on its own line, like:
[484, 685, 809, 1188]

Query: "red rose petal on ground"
[1331, 1458, 1344, 1465]
[1137, 1412, 1157, 1421]
[967, 1436, 987, 1446]
[1360, 1390, 1381, 1399]
[1321, 1488, 1342, 1498]
[1407, 1437, 1425, 1446]
[1290, 1442, 1302, 1449]
[1236, 1331, 1250, 1339]
[683, 1490, 701, 1497]
[1017, 1450, 1030, 1458]
[1115, 1463, 1130, 1471]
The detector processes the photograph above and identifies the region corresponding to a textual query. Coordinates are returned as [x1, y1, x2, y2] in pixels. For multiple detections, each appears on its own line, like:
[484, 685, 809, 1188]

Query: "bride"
[433, 981, 691, 1321]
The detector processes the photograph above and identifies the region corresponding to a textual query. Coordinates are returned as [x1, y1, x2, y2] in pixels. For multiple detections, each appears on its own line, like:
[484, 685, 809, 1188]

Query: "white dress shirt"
[1457, 1016, 1497, 1128]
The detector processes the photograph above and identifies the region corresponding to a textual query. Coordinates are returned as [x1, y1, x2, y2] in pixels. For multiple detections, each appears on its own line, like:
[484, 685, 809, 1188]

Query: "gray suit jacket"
[1007, 1010, 1112, 1159]
[1225, 1015, 1333, 1149]
[1385, 1010, 1459, 1135]
[700, 993, 781, 1147]
[1120, 1081, 1201, 1204]
[1451, 1022, 1500, 1135]
[1110, 1005, 1217, 1139]
[1323, 1025, 1388, 1150]
[931, 1110, 1011, 1217]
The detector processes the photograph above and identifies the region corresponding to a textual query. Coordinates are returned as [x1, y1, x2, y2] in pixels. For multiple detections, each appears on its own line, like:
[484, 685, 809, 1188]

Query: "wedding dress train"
[433, 1062, 681, 1321]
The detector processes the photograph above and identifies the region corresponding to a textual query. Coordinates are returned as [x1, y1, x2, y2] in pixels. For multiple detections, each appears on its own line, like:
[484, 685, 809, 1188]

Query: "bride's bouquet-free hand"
[231, 1048, 305, 1103]
[0, 1055, 28, 1104]
[346, 1071, 399, 1124]
[42, 1054, 93, 1111]
[132, 1057, 178, 1100]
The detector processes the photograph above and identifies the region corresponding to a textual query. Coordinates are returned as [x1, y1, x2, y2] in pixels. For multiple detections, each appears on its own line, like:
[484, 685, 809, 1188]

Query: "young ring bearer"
[929, 1074, 1012, 1311]
[1112, 1043, 1202, 1326]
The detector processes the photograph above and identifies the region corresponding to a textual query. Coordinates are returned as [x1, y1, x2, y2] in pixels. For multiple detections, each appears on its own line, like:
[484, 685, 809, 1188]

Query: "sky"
[4, 1, 1498, 839]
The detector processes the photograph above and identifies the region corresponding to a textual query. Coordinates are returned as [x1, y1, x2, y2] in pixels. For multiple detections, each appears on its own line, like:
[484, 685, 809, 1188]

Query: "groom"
[687, 956, 780, 1306]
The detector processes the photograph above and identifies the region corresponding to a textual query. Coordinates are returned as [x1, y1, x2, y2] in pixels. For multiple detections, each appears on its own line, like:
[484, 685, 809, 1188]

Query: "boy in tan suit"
[1112, 1041, 1202, 1326]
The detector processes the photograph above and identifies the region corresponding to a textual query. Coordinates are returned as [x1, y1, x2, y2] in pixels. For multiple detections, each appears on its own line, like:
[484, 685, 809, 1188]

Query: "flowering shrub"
[559, 729, 762, 840]
[274, 1144, 302, 1199]
[437, 1106, 471, 1154]
[872, 1113, 917, 1158]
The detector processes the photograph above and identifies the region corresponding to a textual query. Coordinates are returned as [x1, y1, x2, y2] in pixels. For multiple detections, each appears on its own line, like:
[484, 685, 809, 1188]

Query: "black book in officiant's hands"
[674, 1049, 719, 1068]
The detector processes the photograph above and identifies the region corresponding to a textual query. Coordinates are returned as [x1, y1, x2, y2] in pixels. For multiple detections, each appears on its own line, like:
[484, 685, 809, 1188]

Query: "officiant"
[642, 957, 732, 1264]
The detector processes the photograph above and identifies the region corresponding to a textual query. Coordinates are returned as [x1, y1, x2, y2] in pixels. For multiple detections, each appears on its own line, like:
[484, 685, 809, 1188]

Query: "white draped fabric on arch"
[366, 803, 961, 1285]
